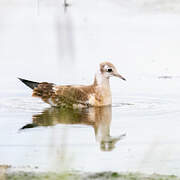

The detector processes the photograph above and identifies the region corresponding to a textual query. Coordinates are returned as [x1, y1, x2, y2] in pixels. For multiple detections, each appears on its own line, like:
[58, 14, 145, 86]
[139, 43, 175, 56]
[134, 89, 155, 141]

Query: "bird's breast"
[88, 90, 112, 106]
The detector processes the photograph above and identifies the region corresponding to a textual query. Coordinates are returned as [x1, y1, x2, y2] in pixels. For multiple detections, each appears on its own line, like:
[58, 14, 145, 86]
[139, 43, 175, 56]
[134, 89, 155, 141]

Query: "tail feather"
[18, 78, 40, 90]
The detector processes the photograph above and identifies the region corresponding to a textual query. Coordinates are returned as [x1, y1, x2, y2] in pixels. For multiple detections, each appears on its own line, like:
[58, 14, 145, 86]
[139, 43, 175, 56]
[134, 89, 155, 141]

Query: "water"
[1, 81, 180, 175]
[1, 0, 180, 176]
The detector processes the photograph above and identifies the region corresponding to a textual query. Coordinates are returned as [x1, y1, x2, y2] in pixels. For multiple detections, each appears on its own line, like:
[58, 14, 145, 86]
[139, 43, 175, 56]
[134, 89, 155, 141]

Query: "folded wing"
[33, 83, 95, 107]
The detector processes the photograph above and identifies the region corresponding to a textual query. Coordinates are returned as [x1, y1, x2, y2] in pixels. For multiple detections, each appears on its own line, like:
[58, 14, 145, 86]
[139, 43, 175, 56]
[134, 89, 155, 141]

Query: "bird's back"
[32, 82, 96, 108]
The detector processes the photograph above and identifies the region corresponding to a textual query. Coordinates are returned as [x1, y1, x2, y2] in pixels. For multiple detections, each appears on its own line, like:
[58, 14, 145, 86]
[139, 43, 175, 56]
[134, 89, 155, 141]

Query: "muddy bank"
[3, 171, 180, 180]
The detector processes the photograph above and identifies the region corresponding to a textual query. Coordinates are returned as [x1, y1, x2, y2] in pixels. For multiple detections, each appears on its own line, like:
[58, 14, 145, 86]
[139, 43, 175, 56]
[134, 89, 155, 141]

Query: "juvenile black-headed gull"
[19, 62, 126, 108]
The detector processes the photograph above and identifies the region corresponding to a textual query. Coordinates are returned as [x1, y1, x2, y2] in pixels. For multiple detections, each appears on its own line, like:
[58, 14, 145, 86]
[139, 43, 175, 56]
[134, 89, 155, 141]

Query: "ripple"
[0, 95, 179, 115]
[112, 96, 180, 115]
[0, 97, 49, 113]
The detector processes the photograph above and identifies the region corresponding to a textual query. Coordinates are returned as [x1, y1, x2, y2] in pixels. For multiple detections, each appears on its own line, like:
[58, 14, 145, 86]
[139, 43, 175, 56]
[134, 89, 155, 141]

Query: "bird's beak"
[113, 73, 126, 81]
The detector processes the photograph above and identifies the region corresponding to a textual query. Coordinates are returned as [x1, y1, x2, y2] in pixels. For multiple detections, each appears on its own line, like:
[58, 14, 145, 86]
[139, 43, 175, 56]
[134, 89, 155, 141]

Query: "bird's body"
[32, 77, 111, 108]
[19, 62, 126, 108]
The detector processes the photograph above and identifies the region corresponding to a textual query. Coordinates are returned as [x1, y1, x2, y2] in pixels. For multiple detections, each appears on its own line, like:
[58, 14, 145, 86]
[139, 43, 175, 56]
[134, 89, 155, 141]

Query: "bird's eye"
[107, 68, 112, 72]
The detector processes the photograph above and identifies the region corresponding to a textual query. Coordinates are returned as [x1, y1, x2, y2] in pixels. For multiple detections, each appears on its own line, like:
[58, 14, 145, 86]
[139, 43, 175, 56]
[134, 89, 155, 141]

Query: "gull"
[18, 62, 126, 108]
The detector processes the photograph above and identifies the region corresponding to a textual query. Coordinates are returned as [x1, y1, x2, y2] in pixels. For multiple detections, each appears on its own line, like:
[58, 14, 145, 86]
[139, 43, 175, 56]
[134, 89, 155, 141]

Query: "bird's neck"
[94, 72, 110, 88]
[93, 72, 112, 105]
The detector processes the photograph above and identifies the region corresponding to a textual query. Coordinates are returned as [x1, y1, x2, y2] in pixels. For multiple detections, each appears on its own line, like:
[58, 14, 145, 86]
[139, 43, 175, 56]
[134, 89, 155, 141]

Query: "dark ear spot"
[100, 65, 105, 73]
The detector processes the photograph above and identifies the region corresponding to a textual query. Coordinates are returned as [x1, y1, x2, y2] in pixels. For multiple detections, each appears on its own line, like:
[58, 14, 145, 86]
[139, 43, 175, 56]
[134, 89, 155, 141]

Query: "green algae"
[5, 172, 180, 180]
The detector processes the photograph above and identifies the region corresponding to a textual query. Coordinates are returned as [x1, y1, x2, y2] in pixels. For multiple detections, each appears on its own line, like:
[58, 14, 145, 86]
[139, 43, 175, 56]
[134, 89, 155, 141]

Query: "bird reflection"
[21, 107, 125, 151]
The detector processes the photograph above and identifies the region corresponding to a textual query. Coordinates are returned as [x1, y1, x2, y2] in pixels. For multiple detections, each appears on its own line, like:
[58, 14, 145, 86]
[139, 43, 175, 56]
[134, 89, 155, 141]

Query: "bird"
[18, 62, 126, 108]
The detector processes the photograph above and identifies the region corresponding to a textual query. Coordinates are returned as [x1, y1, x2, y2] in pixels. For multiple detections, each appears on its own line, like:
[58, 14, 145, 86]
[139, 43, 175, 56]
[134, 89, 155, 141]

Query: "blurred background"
[1, 0, 180, 93]
[1, 0, 180, 176]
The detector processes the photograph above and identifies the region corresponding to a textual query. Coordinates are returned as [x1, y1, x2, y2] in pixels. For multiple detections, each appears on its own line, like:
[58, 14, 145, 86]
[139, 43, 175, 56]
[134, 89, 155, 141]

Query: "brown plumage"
[19, 62, 126, 108]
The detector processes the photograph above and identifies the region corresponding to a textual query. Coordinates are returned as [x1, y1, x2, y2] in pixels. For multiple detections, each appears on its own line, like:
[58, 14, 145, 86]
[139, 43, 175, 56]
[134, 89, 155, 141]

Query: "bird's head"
[99, 62, 126, 81]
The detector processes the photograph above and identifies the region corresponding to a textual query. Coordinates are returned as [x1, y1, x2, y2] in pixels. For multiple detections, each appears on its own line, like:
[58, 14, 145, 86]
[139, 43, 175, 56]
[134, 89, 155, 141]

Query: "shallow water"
[1, 80, 180, 175]
[1, 0, 180, 177]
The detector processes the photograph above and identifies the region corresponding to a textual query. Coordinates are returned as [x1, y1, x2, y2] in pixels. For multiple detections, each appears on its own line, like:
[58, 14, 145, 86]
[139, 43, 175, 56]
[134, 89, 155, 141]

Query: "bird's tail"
[18, 78, 40, 90]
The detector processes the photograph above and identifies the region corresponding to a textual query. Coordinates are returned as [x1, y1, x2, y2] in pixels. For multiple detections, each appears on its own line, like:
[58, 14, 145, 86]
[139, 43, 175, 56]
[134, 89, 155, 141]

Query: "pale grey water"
[1, 0, 180, 176]
[1, 78, 180, 175]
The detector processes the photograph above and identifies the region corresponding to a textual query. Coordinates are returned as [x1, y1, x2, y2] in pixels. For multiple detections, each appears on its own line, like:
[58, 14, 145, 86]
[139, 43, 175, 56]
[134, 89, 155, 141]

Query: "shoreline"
[2, 170, 180, 180]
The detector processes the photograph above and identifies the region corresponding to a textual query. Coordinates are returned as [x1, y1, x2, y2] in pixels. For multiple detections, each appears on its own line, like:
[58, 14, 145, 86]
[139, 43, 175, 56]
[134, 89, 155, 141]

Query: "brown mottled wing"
[32, 83, 95, 107]
[32, 82, 55, 103]
[54, 86, 91, 107]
